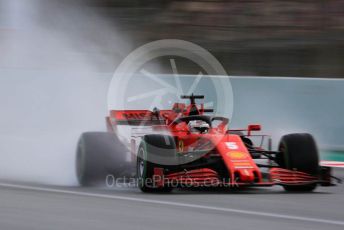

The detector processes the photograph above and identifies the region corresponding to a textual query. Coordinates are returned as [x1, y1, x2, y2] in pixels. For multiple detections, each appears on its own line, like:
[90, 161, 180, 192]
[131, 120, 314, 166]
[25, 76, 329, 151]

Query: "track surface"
[0, 169, 343, 230]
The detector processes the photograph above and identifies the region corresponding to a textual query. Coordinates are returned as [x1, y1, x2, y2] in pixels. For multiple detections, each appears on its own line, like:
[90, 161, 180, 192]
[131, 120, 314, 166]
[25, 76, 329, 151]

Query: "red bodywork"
[107, 99, 329, 188]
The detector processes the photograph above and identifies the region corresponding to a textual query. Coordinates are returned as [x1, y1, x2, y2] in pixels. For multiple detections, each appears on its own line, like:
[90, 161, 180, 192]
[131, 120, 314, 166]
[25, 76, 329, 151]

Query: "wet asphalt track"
[0, 169, 343, 230]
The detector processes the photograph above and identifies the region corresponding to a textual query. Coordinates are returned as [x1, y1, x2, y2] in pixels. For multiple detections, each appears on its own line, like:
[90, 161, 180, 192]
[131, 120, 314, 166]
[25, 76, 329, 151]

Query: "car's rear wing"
[109, 110, 167, 126]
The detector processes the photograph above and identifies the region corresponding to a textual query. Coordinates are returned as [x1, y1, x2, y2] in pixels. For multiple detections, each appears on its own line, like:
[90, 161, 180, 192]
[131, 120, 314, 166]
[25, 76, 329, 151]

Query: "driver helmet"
[188, 120, 210, 133]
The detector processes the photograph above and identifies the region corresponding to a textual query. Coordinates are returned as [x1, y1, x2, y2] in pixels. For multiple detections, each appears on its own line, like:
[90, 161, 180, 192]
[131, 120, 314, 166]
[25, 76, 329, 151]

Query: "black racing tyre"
[76, 132, 127, 186]
[137, 135, 176, 193]
[277, 133, 319, 192]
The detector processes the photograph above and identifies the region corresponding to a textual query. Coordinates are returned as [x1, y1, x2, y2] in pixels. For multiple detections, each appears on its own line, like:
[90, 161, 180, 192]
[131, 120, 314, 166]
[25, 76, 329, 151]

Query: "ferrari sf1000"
[76, 94, 337, 192]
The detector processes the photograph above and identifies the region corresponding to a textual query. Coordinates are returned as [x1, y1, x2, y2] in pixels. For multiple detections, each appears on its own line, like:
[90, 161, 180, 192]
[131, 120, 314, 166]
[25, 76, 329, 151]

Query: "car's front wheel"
[277, 133, 319, 192]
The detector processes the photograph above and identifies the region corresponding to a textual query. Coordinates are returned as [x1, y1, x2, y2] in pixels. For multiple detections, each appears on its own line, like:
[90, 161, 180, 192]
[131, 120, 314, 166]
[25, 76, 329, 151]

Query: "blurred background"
[1, 0, 344, 76]
[0, 0, 343, 185]
[95, 0, 344, 77]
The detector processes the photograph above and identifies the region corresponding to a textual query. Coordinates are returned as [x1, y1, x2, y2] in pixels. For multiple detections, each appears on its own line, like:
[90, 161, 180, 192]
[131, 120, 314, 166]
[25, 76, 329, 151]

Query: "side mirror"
[247, 124, 261, 136]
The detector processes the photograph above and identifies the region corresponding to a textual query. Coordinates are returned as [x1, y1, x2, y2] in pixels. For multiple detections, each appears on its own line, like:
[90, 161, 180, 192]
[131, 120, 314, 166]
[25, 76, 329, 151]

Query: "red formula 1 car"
[76, 94, 336, 192]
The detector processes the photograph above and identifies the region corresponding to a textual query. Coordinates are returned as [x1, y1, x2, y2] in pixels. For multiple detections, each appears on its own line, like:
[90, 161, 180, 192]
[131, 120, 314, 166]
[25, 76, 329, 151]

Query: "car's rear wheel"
[76, 132, 128, 186]
[137, 135, 176, 193]
[277, 133, 319, 192]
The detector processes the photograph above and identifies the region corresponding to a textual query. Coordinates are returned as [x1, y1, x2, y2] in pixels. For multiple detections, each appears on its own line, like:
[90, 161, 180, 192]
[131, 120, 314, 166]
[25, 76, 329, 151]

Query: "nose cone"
[238, 169, 255, 182]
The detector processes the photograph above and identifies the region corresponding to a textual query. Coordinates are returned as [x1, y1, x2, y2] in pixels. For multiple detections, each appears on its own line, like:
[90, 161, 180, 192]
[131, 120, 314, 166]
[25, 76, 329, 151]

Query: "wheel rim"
[138, 147, 145, 178]
[139, 159, 144, 177]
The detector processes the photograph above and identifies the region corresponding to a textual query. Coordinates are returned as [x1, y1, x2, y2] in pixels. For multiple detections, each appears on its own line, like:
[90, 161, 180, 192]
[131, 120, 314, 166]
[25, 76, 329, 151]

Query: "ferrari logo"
[179, 140, 184, 152]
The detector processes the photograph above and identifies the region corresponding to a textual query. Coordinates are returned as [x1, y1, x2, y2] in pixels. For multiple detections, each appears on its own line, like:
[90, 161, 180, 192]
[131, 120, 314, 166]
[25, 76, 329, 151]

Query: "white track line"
[0, 182, 343, 226]
[321, 161, 344, 168]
